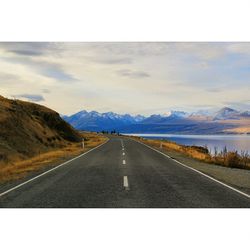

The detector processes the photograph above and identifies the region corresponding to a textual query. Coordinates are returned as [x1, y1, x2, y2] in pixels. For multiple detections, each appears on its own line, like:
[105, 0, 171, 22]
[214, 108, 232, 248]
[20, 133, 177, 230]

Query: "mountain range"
[63, 107, 250, 134]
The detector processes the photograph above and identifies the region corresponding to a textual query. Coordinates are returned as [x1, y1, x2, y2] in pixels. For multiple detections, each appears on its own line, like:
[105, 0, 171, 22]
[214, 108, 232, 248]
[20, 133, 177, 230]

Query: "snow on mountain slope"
[213, 107, 240, 120]
[64, 110, 146, 131]
[63, 107, 250, 133]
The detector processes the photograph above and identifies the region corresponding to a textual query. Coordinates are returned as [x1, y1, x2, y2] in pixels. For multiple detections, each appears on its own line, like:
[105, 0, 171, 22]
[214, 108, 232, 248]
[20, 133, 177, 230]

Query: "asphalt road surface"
[0, 137, 250, 208]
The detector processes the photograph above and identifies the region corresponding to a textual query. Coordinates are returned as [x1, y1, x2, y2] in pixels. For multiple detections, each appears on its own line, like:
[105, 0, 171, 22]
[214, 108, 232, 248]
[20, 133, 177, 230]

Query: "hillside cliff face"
[0, 96, 81, 164]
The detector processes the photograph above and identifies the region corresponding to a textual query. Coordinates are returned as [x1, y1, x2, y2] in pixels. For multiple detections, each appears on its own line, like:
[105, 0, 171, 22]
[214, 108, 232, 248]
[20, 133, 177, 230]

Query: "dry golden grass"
[128, 136, 250, 170]
[0, 95, 82, 166]
[0, 132, 107, 183]
[135, 137, 210, 160]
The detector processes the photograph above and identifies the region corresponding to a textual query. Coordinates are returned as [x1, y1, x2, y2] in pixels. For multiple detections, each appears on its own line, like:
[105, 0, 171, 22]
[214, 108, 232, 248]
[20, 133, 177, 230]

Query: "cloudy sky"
[0, 42, 250, 115]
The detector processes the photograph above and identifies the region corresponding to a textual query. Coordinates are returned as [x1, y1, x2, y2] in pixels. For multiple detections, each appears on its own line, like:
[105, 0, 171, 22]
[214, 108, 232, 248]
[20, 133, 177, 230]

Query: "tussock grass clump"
[212, 149, 250, 169]
[224, 152, 241, 168]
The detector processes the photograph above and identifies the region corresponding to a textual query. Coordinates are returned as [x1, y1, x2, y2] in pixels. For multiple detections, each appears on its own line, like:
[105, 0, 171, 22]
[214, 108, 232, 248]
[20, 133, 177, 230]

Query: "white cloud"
[12, 94, 45, 102]
[0, 42, 250, 115]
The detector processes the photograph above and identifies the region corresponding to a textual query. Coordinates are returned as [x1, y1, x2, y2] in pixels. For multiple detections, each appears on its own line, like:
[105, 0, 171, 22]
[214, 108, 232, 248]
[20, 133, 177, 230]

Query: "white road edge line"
[123, 160, 126, 165]
[0, 139, 110, 198]
[123, 176, 129, 190]
[132, 139, 250, 199]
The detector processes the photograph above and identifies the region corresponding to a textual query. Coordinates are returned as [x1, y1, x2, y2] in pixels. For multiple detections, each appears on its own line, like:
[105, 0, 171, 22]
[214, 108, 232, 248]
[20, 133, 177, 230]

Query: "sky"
[0, 42, 250, 116]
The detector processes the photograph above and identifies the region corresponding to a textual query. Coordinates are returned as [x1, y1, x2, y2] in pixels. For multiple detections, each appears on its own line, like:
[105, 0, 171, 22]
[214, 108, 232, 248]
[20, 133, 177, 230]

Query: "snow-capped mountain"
[163, 110, 189, 118]
[63, 110, 146, 131]
[188, 110, 214, 121]
[63, 107, 250, 134]
[134, 115, 146, 122]
[142, 110, 189, 124]
[189, 107, 250, 121]
[213, 107, 240, 120]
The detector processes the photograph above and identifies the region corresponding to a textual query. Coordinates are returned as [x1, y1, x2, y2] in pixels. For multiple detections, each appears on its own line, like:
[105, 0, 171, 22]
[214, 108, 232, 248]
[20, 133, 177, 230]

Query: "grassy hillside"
[0, 131, 107, 183]
[0, 95, 82, 166]
[0, 95, 108, 183]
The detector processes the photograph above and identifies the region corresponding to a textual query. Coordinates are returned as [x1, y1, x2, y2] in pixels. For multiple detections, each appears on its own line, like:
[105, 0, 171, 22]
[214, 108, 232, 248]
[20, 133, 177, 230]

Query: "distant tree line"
[101, 130, 120, 135]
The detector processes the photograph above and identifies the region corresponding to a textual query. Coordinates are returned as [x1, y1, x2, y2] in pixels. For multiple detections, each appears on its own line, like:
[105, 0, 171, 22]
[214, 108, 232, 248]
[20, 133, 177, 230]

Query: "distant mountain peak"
[64, 110, 146, 131]
[63, 106, 250, 133]
[134, 114, 146, 122]
[218, 107, 237, 112]
[162, 110, 188, 118]
[76, 109, 88, 114]
[213, 107, 239, 120]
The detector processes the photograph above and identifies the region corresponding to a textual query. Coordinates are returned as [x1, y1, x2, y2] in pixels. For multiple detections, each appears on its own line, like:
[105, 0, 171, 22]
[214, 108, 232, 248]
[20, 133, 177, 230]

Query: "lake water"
[125, 133, 250, 154]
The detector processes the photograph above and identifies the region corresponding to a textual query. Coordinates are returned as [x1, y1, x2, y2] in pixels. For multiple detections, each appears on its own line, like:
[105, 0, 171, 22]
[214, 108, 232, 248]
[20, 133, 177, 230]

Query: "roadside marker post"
[160, 142, 163, 149]
[82, 138, 85, 149]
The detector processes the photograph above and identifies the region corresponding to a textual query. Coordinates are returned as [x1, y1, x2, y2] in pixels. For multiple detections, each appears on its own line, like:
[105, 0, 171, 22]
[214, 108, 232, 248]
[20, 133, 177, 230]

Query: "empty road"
[0, 136, 250, 208]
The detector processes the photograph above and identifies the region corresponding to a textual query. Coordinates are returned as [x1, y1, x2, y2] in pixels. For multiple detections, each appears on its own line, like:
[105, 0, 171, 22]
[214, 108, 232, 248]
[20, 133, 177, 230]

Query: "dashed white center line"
[122, 152, 125, 156]
[122, 148, 124, 151]
[123, 160, 126, 165]
[123, 176, 129, 190]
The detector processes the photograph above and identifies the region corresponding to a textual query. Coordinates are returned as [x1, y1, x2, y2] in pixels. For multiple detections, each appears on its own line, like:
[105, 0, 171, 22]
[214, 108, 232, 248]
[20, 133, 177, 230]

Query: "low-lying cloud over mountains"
[63, 107, 250, 134]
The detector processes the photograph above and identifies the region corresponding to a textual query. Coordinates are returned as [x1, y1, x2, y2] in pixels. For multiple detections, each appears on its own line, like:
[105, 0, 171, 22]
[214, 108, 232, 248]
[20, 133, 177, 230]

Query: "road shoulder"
[129, 137, 250, 195]
[0, 136, 109, 196]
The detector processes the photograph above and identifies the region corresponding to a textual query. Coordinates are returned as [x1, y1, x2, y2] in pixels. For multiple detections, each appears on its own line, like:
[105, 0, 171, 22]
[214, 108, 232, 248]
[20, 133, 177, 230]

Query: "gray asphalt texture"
[0, 137, 250, 208]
